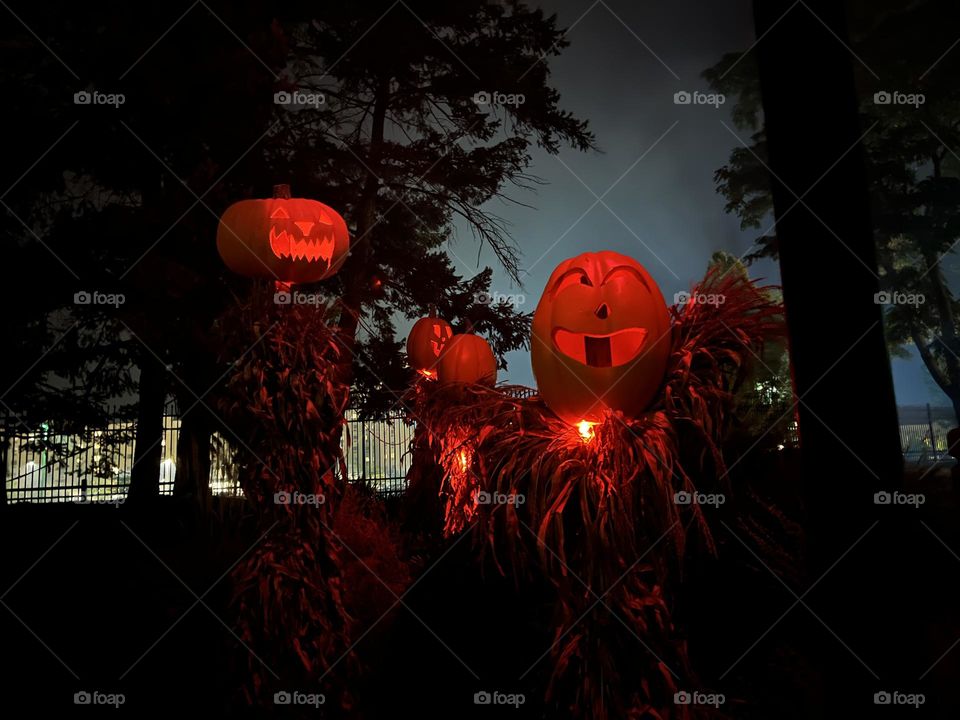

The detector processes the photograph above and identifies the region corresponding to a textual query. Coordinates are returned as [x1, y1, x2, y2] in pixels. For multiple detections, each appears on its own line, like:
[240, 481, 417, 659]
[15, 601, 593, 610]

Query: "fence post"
[0, 429, 7, 506]
[360, 418, 366, 481]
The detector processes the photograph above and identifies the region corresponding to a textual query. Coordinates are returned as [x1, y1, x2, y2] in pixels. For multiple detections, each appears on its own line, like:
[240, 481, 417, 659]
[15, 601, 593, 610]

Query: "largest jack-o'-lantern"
[217, 184, 350, 284]
[531, 251, 671, 424]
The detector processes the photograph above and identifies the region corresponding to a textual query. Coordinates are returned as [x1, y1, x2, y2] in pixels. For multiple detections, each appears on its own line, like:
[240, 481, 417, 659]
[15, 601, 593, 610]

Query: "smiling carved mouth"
[270, 228, 336, 263]
[552, 327, 648, 368]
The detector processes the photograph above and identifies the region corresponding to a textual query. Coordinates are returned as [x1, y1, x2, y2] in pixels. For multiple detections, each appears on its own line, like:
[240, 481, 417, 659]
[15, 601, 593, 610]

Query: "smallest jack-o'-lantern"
[437, 333, 497, 386]
[407, 310, 453, 379]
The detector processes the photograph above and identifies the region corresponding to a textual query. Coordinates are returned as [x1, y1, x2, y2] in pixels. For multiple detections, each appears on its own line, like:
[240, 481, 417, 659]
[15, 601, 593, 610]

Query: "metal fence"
[898, 404, 956, 466]
[2, 409, 417, 504]
[2, 415, 242, 504]
[2, 390, 542, 504]
[341, 410, 416, 496]
[6, 399, 951, 504]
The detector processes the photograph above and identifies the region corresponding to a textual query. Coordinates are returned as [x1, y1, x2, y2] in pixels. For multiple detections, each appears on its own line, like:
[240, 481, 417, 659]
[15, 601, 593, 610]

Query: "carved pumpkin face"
[217, 187, 349, 283]
[531, 251, 671, 424]
[437, 334, 497, 386]
[407, 316, 454, 378]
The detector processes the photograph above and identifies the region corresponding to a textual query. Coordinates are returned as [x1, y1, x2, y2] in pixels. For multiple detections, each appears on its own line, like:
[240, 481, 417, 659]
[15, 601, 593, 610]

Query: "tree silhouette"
[0, 1, 593, 496]
[270, 0, 594, 400]
[704, 0, 960, 422]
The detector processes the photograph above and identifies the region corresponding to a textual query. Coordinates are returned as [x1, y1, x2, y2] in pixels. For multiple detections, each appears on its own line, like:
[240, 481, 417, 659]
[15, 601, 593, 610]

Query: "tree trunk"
[173, 408, 211, 504]
[127, 355, 166, 504]
[0, 431, 7, 507]
[908, 324, 960, 425]
[335, 77, 391, 388]
[754, 0, 906, 713]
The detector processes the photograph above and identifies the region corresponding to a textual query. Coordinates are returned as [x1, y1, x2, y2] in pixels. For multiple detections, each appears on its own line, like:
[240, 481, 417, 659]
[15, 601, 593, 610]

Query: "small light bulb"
[577, 420, 596, 442]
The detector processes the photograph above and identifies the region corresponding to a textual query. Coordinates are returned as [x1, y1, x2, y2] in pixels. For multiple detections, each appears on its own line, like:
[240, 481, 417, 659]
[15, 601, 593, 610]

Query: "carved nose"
[594, 303, 609, 319]
[294, 221, 315, 236]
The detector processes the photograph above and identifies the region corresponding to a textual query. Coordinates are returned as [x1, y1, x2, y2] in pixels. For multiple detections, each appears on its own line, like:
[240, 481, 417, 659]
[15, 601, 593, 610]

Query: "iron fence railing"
[1, 415, 241, 504]
[341, 411, 415, 496]
[5, 396, 948, 504]
[2, 409, 418, 504]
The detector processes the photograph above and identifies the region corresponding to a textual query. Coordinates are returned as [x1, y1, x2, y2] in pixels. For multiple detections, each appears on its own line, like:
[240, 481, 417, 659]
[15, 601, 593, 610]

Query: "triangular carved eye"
[270, 206, 290, 219]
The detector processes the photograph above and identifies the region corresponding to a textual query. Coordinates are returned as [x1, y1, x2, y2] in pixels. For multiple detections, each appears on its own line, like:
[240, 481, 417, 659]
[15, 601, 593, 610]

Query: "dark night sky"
[440, 0, 947, 408]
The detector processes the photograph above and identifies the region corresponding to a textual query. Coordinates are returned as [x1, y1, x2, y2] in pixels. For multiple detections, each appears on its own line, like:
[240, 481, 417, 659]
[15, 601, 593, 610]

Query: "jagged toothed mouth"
[270, 228, 336, 263]
[552, 327, 648, 368]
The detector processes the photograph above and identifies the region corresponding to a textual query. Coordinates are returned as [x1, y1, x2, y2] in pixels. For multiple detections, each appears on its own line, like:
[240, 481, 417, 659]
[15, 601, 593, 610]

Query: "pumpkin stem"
[428, 303, 437, 317]
[273, 183, 292, 199]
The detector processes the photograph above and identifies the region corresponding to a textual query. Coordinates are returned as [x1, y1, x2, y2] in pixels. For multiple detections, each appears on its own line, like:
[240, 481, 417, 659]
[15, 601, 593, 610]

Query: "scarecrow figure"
[413, 251, 783, 719]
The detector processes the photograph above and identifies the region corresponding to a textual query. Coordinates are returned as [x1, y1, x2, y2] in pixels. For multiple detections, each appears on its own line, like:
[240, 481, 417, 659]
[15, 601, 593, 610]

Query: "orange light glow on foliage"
[441, 435, 478, 534]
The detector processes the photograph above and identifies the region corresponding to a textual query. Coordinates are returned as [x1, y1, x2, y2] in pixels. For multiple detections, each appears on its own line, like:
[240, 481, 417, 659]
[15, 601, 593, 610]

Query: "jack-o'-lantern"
[531, 251, 671, 424]
[217, 184, 349, 283]
[437, 333, 497, 386]
[407, 312, 454, 379]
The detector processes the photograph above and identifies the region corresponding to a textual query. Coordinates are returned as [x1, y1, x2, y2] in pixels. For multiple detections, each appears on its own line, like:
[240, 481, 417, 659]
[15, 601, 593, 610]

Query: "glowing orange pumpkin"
[407, 314, 453, 378]
[530, 251, 671, 424]
[217, 184, 349, 283]
[437, 333, 497, 386]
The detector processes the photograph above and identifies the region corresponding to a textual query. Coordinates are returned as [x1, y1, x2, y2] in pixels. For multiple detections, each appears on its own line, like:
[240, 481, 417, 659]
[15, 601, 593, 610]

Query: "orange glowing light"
[418, 368, 437, 379]
[577, 420, 596, 442]
[458, 449, 470, 472]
